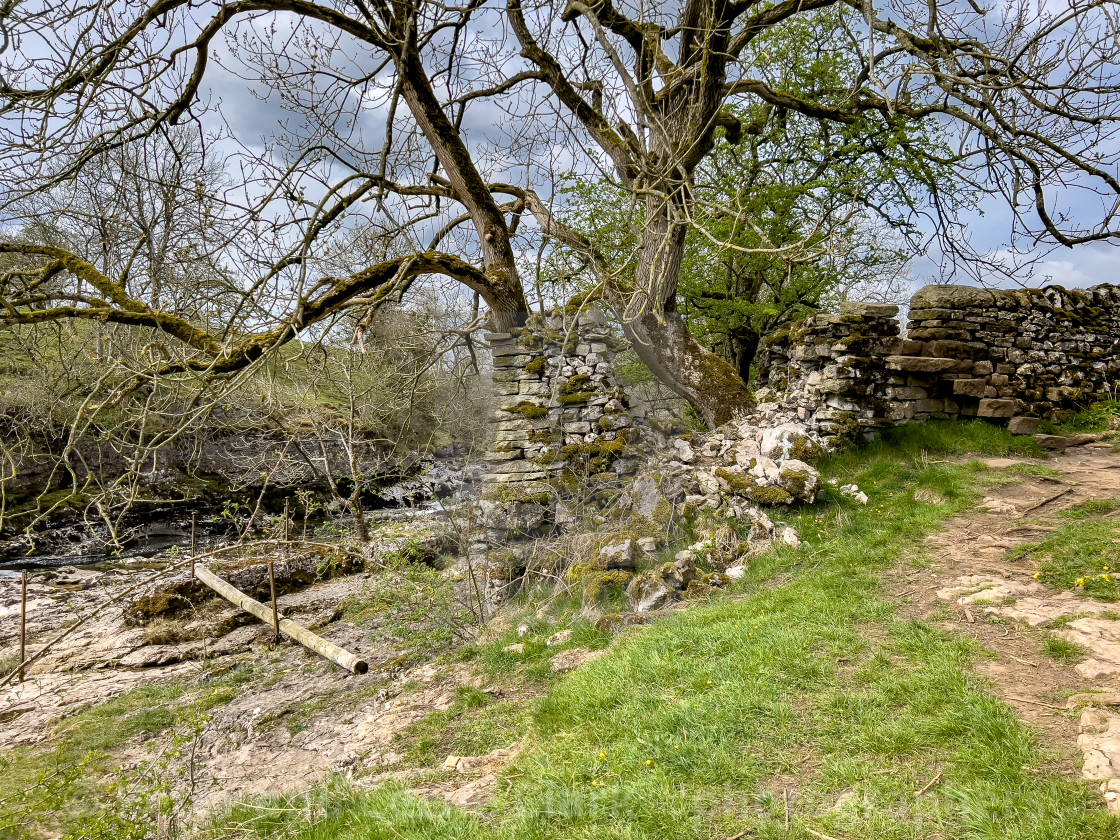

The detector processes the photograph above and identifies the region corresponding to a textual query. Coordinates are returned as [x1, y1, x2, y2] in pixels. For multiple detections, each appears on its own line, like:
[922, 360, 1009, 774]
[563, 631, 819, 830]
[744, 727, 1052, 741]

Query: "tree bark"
[619, 192, 754, 427]
[621, 312, 754, 427]
[396, 48, 528, 331]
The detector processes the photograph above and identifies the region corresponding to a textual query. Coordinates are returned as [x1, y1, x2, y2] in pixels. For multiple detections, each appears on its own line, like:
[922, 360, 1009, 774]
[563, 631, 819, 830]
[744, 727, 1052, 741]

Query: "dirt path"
[886, 441, 1120, 811]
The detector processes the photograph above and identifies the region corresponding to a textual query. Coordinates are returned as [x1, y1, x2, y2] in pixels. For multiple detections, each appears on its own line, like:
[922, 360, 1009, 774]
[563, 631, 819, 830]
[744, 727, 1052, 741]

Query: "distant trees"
[0, 0, 1119, 426]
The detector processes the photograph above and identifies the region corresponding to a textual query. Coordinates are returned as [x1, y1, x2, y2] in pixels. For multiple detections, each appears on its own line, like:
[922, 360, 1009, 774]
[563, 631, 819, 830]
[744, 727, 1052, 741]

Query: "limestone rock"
[549, 647, 604, 673]
[545, 629, 573, 647]
[1008, 416, 1041, 435]
[597, 538, 637, 570]
[595, 610, 671, 634]
[625, 571, 679, 613]
[663, 554, 698, 589]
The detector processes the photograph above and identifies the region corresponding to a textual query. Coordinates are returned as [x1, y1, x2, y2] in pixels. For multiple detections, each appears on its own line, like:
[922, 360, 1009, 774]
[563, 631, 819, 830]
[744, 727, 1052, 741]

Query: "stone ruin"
[758, 283, 1120, 442]
[472, 307, 828, 613]
[482, 308, 637, 491]
[469, 283, 1120, 612]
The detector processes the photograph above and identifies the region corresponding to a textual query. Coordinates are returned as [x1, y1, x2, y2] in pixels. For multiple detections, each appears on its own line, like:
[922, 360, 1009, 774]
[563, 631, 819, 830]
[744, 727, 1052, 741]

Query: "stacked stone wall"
[483, 309, 635, 490]
[759, 284, 1120, 440]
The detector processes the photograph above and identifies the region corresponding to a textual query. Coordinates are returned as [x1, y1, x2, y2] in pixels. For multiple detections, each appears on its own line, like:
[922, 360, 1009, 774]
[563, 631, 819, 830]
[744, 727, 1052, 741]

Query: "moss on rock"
[503, 401, 549, 420]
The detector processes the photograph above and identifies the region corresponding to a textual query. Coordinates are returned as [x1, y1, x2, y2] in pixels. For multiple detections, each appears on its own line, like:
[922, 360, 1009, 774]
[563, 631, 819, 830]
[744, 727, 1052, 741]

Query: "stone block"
[484, 470, 549, 484]
[1008, 416, 1041, 435]
[923, 339, 984, 360]
[952, 378, 989, 397]
[490, 459, 549, 474]
[910, 285, 997, 310]
[974, 360, 994, 375]
[886, 355, 959, 373]
[484, 449, 522, 461]
[908, 327, 973, 341]
[888, 386, 928, 400]
[1034, 434, 1069, 451]
[914, 398, 947, 413]
[909, 307, 961, 321]
[898, 339, 925, 355]
[977, 398, 1017, 418]
[519, 382, 551, 396]
[839, 301, 900, 317]
[886, 403, 916, 421]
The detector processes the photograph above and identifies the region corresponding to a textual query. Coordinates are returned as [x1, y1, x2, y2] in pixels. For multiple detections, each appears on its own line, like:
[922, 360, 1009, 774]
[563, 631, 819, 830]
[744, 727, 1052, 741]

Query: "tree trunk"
[349, 493, 369, 543]
[621, 313, 754, 427]
[396, 49, 528, 331]
[619, 193, 754, 427]
[732, 329, 761, 384]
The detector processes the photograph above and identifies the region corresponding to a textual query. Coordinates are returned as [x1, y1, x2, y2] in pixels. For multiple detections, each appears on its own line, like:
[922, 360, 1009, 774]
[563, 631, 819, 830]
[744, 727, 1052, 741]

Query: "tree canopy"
[2, 0, 1120, 425]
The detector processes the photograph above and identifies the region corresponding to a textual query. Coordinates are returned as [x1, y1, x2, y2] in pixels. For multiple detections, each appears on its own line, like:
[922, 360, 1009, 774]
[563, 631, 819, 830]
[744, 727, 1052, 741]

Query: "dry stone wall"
[483, 309, 636, 491]
[758, 284, 1120, 440]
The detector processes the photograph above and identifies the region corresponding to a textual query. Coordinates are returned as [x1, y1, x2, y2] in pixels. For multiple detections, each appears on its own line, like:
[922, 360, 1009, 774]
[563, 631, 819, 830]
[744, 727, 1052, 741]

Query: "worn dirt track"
[887, 441, 1120, 811]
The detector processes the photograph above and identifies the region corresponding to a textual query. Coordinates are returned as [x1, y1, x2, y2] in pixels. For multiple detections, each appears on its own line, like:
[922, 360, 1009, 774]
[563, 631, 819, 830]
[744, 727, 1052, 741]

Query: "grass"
[394, 686, 529, 767]
[1042, 635, 1090, 665]
[0, 664, 253, 839]
[1013, 516, 1120, 600]
[1042, 400, 1120, 434]
[204, 419, 1119, 840]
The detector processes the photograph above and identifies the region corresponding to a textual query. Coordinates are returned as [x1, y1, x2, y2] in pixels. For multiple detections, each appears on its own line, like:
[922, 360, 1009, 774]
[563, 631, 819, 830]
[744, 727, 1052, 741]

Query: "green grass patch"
[394, 686, 528, 767]
[203, 420, 1118, 840]
[1057, 498, 1120, 520]
[1042, 635, 1090, 665]
[0, 665, 251, 839]
[1043, 400, 1120, 434]
[1019, 519, 1120, 600]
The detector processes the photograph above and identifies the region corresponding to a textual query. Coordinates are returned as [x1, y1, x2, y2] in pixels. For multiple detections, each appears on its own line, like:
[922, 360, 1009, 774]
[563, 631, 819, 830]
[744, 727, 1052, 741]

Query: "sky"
[4, 0, 1119, 299]
[208, 0, 1120, 297]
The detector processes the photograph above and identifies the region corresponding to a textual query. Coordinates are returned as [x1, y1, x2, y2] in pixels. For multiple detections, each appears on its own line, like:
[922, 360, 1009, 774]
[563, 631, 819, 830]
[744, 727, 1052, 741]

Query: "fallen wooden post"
[19, 571, 27, 683]
[194, 565, 368, 674]
[268, 560, 280, 643]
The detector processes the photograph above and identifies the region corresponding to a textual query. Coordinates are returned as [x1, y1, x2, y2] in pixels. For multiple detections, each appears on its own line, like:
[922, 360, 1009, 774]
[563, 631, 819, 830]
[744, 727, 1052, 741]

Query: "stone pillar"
[482, 308, 636, 495]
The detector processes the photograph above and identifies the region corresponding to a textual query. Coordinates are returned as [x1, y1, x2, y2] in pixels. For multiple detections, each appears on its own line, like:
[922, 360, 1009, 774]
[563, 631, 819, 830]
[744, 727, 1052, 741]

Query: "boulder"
[663, 553, 698, 589]
[595, 610, 670, 634]
[625, 571, 679, 613]
[1008, 416, 1041, 436]
[673, 439, 696, 463]
[596, 538, 637, 570]
[776, 459, 822, 502]
[1035, 434, 1070, 451]
[546, 629, 573, 647]
[909, 285, 997, 310]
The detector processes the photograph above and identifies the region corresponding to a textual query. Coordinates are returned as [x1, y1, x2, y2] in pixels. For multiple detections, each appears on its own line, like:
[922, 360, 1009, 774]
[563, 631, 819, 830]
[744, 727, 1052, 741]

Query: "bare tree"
[1, 0, 1119, 425]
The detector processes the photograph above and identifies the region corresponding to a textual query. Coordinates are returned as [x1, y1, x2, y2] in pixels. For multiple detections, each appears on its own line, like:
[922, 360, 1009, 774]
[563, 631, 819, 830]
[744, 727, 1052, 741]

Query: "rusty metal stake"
[268, 560, 280, 643]
[191, 511, 198, 580]
[19, 571, 27, 683]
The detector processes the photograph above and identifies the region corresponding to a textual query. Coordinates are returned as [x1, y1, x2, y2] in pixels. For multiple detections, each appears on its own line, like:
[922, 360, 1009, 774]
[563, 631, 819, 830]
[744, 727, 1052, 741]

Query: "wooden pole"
[268, 560, 280, 643]
[191, 512, 198, 580]
[18, 571, 27, 683]
[193, 565, 368, 674]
